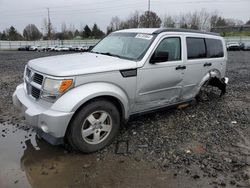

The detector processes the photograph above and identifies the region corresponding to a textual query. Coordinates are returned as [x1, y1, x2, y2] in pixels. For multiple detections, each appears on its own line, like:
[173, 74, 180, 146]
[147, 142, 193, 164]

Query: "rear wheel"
[66, 99, 120, 153]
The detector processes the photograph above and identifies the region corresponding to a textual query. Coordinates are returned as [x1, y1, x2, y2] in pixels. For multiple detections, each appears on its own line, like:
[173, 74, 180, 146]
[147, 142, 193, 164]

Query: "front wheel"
[66, 99, 120, 153]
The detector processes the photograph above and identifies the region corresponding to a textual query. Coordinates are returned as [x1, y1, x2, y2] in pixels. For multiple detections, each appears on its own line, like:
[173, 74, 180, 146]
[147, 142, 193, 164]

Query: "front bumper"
[12, 84, 74, 145]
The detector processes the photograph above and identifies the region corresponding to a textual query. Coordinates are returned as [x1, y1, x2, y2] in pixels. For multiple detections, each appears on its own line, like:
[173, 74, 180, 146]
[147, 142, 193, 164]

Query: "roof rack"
[152, 28, 220, 36]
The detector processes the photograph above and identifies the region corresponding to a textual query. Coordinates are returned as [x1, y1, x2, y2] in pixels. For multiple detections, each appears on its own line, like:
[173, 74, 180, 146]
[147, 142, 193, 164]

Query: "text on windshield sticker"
[135, 34, 153, 40]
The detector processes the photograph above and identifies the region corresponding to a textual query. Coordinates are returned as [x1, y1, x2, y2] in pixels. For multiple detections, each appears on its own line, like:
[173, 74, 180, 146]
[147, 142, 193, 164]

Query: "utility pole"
[47, 8, 52, 40]
[147, 0, 151, 28]
[148, 0, 150, 12]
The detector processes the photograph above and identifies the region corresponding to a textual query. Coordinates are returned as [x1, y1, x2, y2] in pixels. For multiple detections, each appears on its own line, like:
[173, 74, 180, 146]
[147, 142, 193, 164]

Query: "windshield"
[91, 32, 155, 61]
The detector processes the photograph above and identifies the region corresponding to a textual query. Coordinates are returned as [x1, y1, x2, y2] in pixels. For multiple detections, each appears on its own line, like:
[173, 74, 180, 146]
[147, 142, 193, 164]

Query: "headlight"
[41, 78, 73, 102]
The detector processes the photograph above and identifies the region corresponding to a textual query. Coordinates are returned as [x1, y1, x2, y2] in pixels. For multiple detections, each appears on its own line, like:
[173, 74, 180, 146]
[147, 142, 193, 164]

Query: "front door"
[134, 36, 185, 113]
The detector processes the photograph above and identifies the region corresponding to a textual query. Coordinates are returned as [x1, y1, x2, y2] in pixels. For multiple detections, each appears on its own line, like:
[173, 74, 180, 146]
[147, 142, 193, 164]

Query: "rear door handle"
[204, 62, 212, 67]
[176, 65, 186, 70]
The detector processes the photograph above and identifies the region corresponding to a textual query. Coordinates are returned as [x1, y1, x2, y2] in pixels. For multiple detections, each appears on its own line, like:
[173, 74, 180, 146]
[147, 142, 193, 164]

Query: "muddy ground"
[0, 51, 250, 188]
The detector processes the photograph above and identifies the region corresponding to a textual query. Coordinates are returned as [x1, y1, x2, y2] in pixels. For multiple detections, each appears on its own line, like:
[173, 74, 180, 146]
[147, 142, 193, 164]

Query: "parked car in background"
[74, 45, 89, 52]
[54, 46, 64, 52]
[13, 28, 229, 153]
[54, 45, 71, 51]
[47, 45, 58, 51]
[18, 45, 31, 51]
[226, 42, 243, 51]
[37, 46, 47, 52]
[29, 46, 38, 51]
[242, 42, 250, 51]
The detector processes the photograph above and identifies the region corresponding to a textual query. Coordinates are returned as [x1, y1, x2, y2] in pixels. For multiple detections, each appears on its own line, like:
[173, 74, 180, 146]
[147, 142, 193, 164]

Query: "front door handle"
[204, 62, 212, 67]
[176, 65, 186, 70]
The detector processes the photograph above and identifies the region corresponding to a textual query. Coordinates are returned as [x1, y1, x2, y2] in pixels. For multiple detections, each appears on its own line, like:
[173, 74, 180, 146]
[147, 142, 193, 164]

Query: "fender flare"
[51, 82, 130, 119]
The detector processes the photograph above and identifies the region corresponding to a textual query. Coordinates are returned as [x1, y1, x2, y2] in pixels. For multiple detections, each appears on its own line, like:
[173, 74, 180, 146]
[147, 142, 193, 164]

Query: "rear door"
[182, 37, 225, 100]
[182, 37, 208, 100]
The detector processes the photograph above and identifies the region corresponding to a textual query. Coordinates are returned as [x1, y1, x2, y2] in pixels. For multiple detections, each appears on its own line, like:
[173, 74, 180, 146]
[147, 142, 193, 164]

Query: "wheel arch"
[196, 68, 225, 97]
[51, 82, 130, 127]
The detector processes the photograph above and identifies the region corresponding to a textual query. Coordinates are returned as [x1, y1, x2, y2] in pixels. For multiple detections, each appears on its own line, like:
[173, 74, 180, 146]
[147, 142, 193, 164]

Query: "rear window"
[206, 38, 224, 58]
[187, 37, 206, 59]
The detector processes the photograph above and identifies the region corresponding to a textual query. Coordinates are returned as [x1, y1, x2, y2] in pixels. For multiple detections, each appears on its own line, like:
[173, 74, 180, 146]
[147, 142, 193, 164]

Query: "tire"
[66, 99, 120, 153]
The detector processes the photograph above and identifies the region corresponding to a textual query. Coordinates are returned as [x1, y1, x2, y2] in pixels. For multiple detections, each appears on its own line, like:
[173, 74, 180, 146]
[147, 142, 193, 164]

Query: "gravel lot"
[0, 51, 250, 187]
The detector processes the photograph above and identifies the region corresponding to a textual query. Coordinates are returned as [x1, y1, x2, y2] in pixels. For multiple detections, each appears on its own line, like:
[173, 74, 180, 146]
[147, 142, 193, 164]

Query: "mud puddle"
[0, 121, 217, 188]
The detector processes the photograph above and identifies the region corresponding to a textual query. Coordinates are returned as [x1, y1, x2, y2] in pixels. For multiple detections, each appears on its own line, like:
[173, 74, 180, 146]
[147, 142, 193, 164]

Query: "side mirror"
[150, 51, 169, 64]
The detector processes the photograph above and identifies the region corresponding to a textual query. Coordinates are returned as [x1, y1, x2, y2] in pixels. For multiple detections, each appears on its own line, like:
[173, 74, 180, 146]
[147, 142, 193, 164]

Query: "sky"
[0, 0, 249, 34]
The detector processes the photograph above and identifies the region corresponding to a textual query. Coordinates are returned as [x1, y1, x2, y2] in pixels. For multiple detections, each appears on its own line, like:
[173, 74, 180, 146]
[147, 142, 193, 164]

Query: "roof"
[115, 28, 220, 36]
[115, 28, 159, 34]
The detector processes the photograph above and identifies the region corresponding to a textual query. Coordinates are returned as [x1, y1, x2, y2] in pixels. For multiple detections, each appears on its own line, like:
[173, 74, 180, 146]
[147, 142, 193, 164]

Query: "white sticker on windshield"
[135, 34, 153, 40]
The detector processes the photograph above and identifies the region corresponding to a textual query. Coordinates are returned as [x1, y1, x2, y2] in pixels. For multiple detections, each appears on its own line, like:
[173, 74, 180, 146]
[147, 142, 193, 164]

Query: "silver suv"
[13, 28, 228, 153]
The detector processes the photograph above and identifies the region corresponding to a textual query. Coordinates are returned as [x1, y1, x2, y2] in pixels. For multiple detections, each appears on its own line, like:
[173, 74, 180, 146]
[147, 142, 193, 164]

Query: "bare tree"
[111, 16, 121, 31]
[61, 22, 67, 33]
[163, 15, 175, 28]
[127, 11, 140, 28]
[246, 19, 250, 25]
[42, 18, 54, 39]
[139, 11, 161, 28]
[198, 9, 211, 30]
[172, 10, 219, 31]
[210, 12, 220, 28]
[225, 18, 244, 26]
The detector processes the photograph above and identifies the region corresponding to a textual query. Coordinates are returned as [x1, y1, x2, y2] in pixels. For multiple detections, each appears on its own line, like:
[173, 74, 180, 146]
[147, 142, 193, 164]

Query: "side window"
[205, 38, 224, 58]
[187, 37, 206, 59]
[155, 37, 181, 61]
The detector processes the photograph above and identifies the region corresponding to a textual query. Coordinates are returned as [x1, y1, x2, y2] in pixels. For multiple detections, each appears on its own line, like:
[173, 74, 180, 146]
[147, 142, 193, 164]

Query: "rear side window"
[206, 38, 224, 58]
[187, 37, 206, 59]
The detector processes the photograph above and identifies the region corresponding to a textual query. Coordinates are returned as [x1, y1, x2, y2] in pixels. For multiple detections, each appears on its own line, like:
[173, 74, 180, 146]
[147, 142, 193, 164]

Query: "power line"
[0, 1, 144, 17]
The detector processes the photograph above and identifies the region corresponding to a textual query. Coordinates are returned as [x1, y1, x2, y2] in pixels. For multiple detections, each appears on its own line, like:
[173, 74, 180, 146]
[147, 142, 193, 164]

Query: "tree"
[23, 24, 42, 40]
[225, 18, 244, 26]
[0, 31, 7, 40]
[83, 25, 91, 38]
[74, 29, 80, 37]
[91, 23, 104, 38]
[215, 17, 227, 27]
[246, 19, 250, 25]
[6, 26, 23, 40]
[139, 11, 162, 28]
[127, 11, 140, 28]
[42, 18, 53, 39]
[210, 14, 220, 28]
[163, 15, 175, 28]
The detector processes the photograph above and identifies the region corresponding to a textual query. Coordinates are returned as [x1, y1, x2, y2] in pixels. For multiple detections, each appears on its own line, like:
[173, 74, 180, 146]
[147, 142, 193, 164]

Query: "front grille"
[25, 67, 44, 100]
[31, 86, 40, 99]
[33, 73, 44, 85]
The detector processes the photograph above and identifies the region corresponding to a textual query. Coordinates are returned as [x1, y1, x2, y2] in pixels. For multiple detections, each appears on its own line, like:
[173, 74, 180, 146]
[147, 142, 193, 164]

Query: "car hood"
[28, 53, 137, 77]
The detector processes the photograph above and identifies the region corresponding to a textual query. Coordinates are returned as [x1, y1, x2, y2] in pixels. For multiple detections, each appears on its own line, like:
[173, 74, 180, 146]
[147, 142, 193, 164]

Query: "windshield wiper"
[101, 52, 121, 58]
[91, 51, 120, 58]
